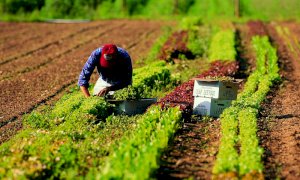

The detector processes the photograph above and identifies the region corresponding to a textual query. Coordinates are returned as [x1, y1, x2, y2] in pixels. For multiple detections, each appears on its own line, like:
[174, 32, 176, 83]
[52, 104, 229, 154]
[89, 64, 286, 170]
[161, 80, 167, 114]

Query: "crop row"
[0, 96, 113, 179]
[0, 19, 218, 179]
[97, 21, 219, 179]
[113, 61, 179, 100]
[213, 36, 280, 178]
[99, 106, 181, 179]
[158, 29, 238, 120]
[208, 30, 236, 62]
[0, 61, 178, 179]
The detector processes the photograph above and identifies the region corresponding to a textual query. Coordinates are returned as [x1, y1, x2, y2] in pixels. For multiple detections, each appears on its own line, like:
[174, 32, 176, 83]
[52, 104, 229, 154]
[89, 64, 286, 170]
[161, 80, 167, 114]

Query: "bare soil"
[258, 22, 300, 180]
[0, 20, 172, 144]
[0, 22, 112, 65]
[156, 120, 220, 180]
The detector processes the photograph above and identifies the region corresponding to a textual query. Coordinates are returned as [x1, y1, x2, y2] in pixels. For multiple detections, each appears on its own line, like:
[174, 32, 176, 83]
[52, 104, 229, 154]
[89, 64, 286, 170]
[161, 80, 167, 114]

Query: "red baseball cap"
[101, 44, 118, 61]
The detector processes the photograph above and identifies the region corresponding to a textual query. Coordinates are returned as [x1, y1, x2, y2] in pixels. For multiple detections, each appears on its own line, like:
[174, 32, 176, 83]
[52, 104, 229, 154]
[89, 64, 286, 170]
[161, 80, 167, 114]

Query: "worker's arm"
[78, 49, 100, 97]
[80, 86, 90, 97]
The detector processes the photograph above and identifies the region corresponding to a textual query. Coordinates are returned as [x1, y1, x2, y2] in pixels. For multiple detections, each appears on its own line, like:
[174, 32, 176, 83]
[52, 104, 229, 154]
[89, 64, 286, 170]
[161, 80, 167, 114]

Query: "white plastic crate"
[193, 78, 241, 100]
[107, 98, 157, 115]
[193, 97, 232, 117]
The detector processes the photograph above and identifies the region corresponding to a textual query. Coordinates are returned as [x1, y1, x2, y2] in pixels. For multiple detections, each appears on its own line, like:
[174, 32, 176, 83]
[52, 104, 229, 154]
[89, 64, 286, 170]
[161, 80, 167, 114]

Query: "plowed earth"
[260, 22, 300, 180]
[0, 20, 172, 143]
[1, 20, 299, 179]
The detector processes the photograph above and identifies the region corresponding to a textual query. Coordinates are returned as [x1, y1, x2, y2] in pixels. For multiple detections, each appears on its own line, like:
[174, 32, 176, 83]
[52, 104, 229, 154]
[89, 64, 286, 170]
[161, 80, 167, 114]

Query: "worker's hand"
[80, 86, 90, 98]
[97, 87, 110, 97]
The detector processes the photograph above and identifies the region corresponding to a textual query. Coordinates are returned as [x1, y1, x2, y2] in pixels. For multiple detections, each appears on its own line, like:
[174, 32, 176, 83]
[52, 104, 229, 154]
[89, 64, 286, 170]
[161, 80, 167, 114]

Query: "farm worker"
[78, 44, 132, 97]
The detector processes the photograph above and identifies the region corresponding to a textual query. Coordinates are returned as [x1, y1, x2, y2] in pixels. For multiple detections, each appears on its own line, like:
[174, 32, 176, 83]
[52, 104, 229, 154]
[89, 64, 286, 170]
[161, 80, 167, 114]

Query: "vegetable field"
[0, 19, 300, 179]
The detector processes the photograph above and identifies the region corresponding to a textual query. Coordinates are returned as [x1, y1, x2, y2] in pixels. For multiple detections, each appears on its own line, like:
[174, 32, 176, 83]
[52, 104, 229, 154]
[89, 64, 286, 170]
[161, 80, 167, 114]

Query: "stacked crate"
[192, 78, 240, 118]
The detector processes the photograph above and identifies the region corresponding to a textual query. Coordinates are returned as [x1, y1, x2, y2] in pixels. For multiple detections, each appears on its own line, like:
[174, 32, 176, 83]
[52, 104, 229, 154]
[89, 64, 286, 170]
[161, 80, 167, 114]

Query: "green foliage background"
[0, 0, 299, 21]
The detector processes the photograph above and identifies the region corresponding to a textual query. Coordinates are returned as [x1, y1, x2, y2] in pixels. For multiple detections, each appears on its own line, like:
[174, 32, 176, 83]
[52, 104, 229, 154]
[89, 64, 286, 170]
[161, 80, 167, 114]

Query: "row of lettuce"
[0, 60, 182, 179]
[0, 18, 213, 179]
[213, 36, 280, 178]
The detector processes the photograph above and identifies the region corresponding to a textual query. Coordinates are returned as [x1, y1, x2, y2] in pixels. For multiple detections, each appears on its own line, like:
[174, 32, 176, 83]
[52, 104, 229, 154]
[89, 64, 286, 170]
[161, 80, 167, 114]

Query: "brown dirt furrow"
[0, 21, 104, 65]
[0, 22, 104, 47]
[235, 23, 257, 77]
[130, 28, 161, 67]
[1, 23, 83, 51]
[0, 22, 125, 80]
[101, 20, 167, 62]
[0, 23, 58, 43]
[156, 120, 220, 180]
[257, 23, 300, 179]
[123, 28, 156, 53]
[0, 22, 33, 35]
[0, 20, 168, 133]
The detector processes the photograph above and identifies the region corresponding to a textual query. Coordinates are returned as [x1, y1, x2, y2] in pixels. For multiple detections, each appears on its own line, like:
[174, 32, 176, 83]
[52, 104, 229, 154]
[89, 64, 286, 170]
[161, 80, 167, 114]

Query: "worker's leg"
[93, 78, 112, 96]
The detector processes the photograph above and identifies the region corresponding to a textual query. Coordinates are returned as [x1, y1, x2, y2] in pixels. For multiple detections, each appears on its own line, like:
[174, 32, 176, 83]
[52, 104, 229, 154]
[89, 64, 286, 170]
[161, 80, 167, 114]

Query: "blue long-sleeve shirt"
[78, 47, 132, 88]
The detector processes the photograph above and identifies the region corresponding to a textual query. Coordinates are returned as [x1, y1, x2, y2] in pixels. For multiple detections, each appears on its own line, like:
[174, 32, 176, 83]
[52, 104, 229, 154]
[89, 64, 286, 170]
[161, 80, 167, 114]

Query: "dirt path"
[0, 23, 51, 43]
[156, 120, 220, 179]
[0, 20, 171, 144]
[257, 22, 300, 179]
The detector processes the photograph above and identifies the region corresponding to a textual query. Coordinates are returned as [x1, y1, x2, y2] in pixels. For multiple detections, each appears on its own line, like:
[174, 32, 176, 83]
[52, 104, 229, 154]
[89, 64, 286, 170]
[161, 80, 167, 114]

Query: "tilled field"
[0, 20, 299, 179]
[0, 20, 171, 143]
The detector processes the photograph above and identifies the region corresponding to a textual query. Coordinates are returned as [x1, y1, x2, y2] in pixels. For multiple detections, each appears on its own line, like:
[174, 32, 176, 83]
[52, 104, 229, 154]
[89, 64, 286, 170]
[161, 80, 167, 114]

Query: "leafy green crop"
[99, 105, 182, 179]
[0, 54, 184, 179]
[213, 107, 239, 174]
[238, 108, 263, 175]
[213, 35, 280, 177]
[113, 61, 179, 100]
[187, 24, 212, 58]
[208, 30, 236, 62]
[23, 90, 85, 129]
[0, 97, 113, 179]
